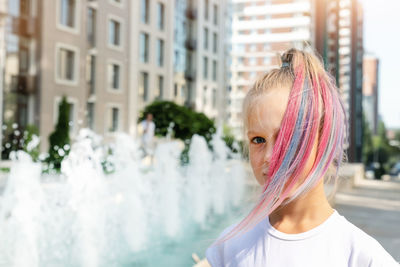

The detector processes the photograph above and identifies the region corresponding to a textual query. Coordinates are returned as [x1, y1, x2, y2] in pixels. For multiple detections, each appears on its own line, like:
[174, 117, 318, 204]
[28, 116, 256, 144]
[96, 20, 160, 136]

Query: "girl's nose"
[263, 145, 273, 162]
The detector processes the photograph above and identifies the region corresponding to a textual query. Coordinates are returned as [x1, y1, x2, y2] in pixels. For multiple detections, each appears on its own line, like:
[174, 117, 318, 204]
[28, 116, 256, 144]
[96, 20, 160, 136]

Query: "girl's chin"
[258, 175, 271, 186]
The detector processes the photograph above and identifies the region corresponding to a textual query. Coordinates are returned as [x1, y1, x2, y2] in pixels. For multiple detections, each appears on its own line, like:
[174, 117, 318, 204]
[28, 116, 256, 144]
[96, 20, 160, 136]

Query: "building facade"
[362, 55, 379, 135]
[171, 0, 231, 123]
[315, 0, 364, 162]
[0, 0, 231, 156]
[338, 0, 363, 162]
[230, 0, 364, 163]
[230, 0, 313, 138]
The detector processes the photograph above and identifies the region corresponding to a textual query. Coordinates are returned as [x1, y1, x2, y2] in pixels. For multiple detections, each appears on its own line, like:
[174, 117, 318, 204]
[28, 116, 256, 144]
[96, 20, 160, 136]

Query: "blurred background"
[0, 0, 399, 266]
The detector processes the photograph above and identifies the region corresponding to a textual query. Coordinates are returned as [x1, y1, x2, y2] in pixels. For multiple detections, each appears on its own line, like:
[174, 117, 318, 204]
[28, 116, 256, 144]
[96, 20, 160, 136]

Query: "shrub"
[46, 96, 71, 171]
[138, 100, 216, 143]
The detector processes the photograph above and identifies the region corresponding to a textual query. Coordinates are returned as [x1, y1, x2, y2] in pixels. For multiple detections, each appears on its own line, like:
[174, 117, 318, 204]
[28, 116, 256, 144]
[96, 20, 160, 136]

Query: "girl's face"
[247, 87, 319, 189]
[247, 87, 291, 185]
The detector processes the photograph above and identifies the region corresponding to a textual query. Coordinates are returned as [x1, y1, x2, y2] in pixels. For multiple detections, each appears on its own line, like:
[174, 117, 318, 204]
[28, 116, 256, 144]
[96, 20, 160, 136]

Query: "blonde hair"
[216, 48, 347, 244]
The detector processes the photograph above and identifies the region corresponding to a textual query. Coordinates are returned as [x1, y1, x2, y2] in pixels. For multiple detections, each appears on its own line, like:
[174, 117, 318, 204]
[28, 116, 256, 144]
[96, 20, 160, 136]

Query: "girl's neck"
[269, 180, 334, 234]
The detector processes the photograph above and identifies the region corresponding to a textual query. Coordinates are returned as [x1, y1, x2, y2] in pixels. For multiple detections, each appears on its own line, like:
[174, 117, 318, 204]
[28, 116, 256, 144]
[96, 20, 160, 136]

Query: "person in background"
[140, 113, 155, 158]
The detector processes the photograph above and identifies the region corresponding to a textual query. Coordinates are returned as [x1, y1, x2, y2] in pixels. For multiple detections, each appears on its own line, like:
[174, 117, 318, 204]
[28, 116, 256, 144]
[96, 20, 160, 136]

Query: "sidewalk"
[334, 177, 400, 261]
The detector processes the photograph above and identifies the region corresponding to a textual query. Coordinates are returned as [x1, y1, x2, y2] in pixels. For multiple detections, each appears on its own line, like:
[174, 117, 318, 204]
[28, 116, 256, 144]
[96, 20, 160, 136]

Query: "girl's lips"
[262, 173, 271, 184]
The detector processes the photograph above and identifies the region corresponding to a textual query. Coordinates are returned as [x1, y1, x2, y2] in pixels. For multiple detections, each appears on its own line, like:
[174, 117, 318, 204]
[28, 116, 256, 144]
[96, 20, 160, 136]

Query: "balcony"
[10, 74, 36, 94]
[184, 70, 196, 81]
[185, 39, 197, 51]
[11, 16, 36, 36]
[185, 8, 197, 20]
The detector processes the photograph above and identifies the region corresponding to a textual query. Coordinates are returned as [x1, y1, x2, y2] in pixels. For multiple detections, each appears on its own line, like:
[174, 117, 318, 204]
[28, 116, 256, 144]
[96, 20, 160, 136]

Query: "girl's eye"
[251, 137, 266, 144]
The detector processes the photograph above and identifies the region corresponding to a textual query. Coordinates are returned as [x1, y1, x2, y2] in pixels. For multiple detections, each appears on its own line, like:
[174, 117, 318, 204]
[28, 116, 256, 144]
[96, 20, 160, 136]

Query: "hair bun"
[281, 49, 295, 68]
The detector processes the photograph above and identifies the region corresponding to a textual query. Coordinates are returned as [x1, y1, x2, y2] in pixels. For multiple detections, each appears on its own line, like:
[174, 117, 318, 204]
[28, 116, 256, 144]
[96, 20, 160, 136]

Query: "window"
[264, 57, 271, 64]
[157, 2, 164, 30]
[174, 83, 178, 97]
[249, 44, 257, 52]
[60, 0, 76, 28]
[86, 55, 96, 94]
[249, 58, 256, 65]
[204, 0, 209, 20]
[156, 75, 163, 99]
[109, 19, 121, 47]
[203, 57, 208, 79]
[57, 46, 76, 83]
[19, 47, 29, 72]
[20, 0, 31, 16]
[203, 86, 207, 107]
[213, 32, 218, 53]
[156, 39, 164, 67]
[110, 0, 122, 6]
[212, 60, 217, 81]
[108, 62, 121, 90]
[110, 107, 120, 132]
[174, 51, 179, 68]
[213, 4, 218, 25]
[234, 44, 245, 53]
[204, 27, 208, 50]
[212, 88, 217, 108]
[181, 85, 186, 99]
[87, 8, 96, 47]
[140, 72, 149, 101]
[87, 102, 95, 130]
[141, 0, 149, 24]
[140, 32, 149, 63]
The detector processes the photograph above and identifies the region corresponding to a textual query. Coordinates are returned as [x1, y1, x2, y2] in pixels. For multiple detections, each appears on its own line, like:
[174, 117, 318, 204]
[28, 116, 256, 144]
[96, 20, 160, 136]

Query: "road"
[335, 177, 400, 261]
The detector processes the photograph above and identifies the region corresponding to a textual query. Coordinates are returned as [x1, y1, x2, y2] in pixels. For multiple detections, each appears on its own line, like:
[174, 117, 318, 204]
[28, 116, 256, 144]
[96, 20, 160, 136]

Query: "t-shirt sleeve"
[205, 222, 240, 267]
[366, 248, 400, 267]
[354, 230, 399, 267]
[205, 245, 223, 267]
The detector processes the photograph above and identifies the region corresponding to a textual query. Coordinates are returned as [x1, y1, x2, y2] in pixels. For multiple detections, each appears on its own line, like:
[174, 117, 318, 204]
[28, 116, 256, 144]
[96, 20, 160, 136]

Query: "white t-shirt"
[140, 120, 155, 144]
[206, 210, 399, 267]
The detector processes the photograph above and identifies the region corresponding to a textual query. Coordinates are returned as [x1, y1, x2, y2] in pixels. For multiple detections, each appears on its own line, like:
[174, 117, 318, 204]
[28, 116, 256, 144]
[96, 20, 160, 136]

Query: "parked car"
[389, 162, 400, 177]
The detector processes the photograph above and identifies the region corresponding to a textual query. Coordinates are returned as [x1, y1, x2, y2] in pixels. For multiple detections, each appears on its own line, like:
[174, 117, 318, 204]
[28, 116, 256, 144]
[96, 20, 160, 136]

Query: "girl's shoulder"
[333, 213, 399, 266]
[205, 218, 268, 267]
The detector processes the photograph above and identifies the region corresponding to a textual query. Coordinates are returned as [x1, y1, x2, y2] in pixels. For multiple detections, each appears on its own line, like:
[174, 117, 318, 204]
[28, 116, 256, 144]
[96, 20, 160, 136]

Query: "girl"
[206, 48, 398, 266]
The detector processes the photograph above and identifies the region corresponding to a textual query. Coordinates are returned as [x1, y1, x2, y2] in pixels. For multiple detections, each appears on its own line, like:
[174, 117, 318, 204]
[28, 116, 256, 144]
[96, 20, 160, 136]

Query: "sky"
[362, 0, 400, 129]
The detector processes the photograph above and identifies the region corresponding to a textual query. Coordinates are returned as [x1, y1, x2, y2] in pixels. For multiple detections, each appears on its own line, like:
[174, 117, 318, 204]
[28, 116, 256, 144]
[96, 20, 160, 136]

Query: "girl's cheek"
[249, 149, 259, 169]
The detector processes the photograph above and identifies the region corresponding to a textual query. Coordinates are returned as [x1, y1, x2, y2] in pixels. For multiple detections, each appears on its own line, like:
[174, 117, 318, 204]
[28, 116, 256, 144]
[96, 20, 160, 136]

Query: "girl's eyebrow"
[247, 128, 280, 136]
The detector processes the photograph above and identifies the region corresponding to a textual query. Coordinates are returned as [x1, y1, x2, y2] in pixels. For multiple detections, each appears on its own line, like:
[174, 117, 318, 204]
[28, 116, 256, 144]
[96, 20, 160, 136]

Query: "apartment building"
[338, 0, 363, 162]
[230, 0, 364, 163]
[172, 0, 231, 122]
[363, 55, 379, 135]
[230, 0, 313, 138]
[0, 0, 232, 155]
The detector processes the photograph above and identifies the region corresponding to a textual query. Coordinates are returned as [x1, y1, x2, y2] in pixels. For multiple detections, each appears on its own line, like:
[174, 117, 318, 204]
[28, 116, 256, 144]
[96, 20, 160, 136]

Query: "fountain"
[0, 129, 249, 267]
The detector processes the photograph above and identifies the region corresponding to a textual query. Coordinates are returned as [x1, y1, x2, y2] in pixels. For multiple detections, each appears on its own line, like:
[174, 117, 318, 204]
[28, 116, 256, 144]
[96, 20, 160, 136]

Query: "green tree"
[362, 113, 374, 166]
[47, 96, 71, 171]
[372, 121, 394, 178]
[139, 101, 216, 164]
[139, 100, 216, 143]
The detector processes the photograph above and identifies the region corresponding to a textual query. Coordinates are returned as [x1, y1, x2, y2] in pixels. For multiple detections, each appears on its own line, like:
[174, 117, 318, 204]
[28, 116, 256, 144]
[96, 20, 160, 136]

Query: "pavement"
[334, 177, 400, 261]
